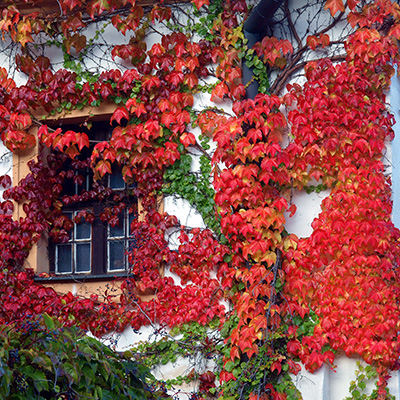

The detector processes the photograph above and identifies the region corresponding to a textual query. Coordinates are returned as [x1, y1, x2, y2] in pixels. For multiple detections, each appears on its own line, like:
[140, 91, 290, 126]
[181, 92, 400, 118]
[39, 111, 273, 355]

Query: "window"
[48, 121, 137, 277]
[55, 210, 92, 274]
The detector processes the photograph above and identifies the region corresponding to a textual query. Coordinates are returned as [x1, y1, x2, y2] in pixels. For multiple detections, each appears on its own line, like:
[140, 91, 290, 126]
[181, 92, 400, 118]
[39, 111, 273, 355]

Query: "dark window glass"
[51, 121, 137, 276]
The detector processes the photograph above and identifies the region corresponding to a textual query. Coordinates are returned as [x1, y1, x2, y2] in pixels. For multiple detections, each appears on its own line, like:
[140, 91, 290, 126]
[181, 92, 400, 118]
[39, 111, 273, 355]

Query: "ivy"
[304, 183, 328, 194]
[345, 362, 396, 400]
[242, 48, 270, 94]
[0, 314, 163, 399]
[193, 0, 225, 40]
[162, 133, 220, 233]
[129, 320, 219, 393]
[0, 0, 399, 399]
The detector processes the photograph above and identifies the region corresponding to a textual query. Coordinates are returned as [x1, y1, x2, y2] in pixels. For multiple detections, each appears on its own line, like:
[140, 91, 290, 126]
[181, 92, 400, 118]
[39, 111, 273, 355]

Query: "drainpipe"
[243, 0, 284, 99]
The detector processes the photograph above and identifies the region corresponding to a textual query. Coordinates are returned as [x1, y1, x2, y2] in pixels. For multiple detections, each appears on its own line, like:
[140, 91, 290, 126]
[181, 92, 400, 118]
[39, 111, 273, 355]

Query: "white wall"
[293, 356, 400, 399]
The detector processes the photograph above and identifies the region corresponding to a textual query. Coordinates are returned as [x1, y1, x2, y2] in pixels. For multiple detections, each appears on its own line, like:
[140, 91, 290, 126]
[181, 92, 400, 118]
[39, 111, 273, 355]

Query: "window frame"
[47, 120, 138, 277]
[14, 103, 161, 290]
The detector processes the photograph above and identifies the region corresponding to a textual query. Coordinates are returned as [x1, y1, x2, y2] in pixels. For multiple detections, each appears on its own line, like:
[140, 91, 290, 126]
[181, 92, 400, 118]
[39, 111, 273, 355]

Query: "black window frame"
[47, 120, 138, 278]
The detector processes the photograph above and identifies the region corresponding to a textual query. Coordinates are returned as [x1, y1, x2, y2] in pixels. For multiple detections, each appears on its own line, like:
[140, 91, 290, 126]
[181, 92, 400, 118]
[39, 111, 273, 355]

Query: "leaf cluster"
[0, 314, 164, 400]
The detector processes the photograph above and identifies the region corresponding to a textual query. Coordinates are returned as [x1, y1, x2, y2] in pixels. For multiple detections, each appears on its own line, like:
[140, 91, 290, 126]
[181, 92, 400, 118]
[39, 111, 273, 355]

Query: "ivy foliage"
[345, 362, 395, 400]
[0, 0, 399, 399]
[0, 314, 165, 400]
[163, 133, 220, 233]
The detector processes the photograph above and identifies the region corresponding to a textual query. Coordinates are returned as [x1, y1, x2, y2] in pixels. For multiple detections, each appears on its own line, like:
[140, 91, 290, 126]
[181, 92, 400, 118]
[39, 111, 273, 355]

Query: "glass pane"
[76, 243, 91, 273]
[108, 241, 125, 271]
[128, 212, 136, 236]
[109, 172, 125, 190]
[84, 170, 91, 191]
[64, 211, 73, 219]
[56, 245, 72, 274]
[109, 213, 124, 237]
[63, 179, 75, 197]
[64, 212, 73, 237]
[76, 220, 91, 239]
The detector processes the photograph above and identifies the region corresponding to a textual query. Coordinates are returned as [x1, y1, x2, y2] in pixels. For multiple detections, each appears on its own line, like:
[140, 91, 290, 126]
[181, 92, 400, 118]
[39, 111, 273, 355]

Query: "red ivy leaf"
[192, 0, 209, 9]
[141, 75, 161, 91]
[324, 0, 345, 17]
[75, 132, 89, 151]
[87, 0, 110, 19]
[180, 131, 196, 147]
[150, 6, 172, 23]
[347, 0, 359, 10]
[271, 360, 282, 374]
[320, 33, 330, 48]
[211, 82, 228, 101]
[111, 107, 129, 125]
[62, 0, 82, 12]
[306, 35, 318, 50]
[94, 160, 112, 178]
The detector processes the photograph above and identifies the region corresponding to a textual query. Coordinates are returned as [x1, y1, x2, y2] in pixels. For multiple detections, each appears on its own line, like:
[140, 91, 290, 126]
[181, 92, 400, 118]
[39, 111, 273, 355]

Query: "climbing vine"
[0, 0, 399, 399]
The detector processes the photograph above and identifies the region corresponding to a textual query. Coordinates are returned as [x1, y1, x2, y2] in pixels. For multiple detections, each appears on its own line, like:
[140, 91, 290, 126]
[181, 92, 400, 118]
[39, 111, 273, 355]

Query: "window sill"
[34, 273, 135, 284]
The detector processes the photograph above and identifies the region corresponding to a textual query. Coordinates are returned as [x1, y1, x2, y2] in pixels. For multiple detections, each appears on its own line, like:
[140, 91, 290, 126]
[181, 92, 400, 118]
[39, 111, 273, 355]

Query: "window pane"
[76, 243, 91, 273]
[76, 221, 91, 239]
[56, 245, 72, 274]
[109, 172, 125, 190]
[64, 211, 73, 219]
[109, 213, 124, 237]
[128, 212, 136, 235]
[108, 241, 125, 271]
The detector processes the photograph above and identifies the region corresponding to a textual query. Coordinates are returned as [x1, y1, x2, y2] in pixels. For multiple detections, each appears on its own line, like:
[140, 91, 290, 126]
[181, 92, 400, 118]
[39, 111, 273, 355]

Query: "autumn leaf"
[320, 33, 330, 48]
[211, 82, 228, 101]
[184, 73, 198, 88]
[94, 160, 112, 178]
[87, 0, 110, 19]
[324, 0, 345, 17]
[111, 107, 129, 124]
[192, 0, 209, 10]
[150, 6, 172, 23]
[180, 131, 196, 147]
[62, 0, 82, 12]
[347, 0, 359, 10]
[64, 33, 87, 54]
[75, 132, 89, 151]
[61, 13, 86, 36]
[141, 75, 161, 91]
[271, 360, 282, 374]
[307, 35, 318, 50]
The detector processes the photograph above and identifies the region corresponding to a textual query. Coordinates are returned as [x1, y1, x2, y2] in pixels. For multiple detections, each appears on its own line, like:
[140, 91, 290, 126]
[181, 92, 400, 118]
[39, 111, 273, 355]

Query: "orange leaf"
[324, 0, 345, 17]
[192, 0, 209, 10]
[111, 107, 129, 125]
[347, 0, 359, 10]
[180, 131, 196, 147]
[211, 82, 228, 101]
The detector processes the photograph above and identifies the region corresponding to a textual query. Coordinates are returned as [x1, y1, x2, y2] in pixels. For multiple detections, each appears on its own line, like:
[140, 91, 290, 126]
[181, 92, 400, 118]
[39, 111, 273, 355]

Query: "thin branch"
[191, 140, 221, 175]
[284, 0, 302, 48]
[319, 11, 346, 35]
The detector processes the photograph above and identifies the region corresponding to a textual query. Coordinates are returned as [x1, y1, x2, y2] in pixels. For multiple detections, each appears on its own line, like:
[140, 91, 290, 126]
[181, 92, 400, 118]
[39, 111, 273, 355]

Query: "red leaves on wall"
[1, 0, 400, 397]
[324, 0, 345, 16]
[253, 37, 293, 68]
[307, 34, 330, 50]
[283, 6, 400, 383]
